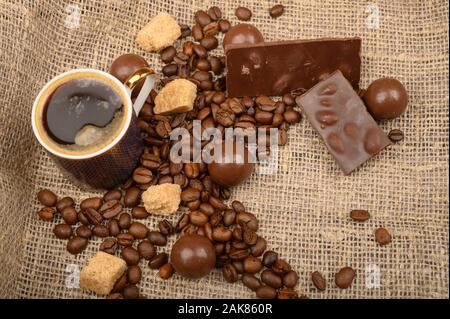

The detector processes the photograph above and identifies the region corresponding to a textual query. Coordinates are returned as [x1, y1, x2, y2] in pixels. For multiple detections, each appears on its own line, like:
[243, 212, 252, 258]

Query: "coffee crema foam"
[33, 71, 130, 157]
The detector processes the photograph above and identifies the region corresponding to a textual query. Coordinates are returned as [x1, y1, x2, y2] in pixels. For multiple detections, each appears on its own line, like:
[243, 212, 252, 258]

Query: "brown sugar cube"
[80, 251, 127, 295]
[136, 12, 181, 52]
[142, 183, 181, 215]
[154, 79, 197, 115]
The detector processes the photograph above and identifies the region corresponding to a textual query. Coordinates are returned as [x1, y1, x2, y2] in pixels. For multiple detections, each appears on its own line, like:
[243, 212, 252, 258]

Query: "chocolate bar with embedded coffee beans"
[298, 70, 391, 175]
[225, 38, 361, 97]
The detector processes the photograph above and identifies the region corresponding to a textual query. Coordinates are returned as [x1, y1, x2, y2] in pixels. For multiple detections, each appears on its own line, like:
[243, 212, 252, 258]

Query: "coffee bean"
[335, 267, 355, 289]
[388, 129, 404, 142]
[55, 197, 75, 212]
[132, 167, 153, 184]
[148, 231, 167, 246]
[283, 110, 301, 125]
[192, 24, 203, 41]
[203, 22, 219, 37]
[256, 285, 276, 299]
[111, 273, 127, 293]
[141, 153, 160, 170]
[176, 213, 190, 232]
[272, 113, 284, 127]
[127, 265, 142, 284]
[235, 6, 252, 21]
[76, 211, 91, 227]
[58, 207, 77, 225]
[283, 270, 299, 288]
[262, 251, 278, 267]
[278, 128, 287, 145]
[100, 238, 117, 254]
[216, 109, 235, 127]
[243, 226, 258, 245]
[222, 263, 239, 283]
[37, 189, 57, 207]
[117, 233, 134, 247]
[124, 187, 141, 207]
[218, 19, 231, 33]
[106, 293, 123, 299]
[99, 200, 123, 219]
[180, 24, 191, 38]
[148, 252, 168, 269]
[184, 163, 200, 179]
[138, 240, 156, 260]
[37, 207, 54, 221]
[158, 219, 174, 236]
[350, 209, 370, 222]
[131, 206, 149, 219]
[118, 212, 132, 229]
[231, 200, 245, 213]
[250, 237, 267, 257]
[103, 188, 122, 202]
[80, 197, 102, 211]
[222, 209, 236, 226]
[76, 225, 92, 238]
[207, 6, 222, 20]
[209, 197, 227, 211]
[212, 226, 232, 242]
[155, 120, 172, 138]
[311, 271, 326, 291]
[243, 256, 263, 274]
[236, 212, 258, 231]
[93, 225, 109, 237]
[121, 247, 140, 265]
[187, 200, 201, 211]
[169, 162, 183, 176]
[108, 219, 120, 237]
[375, 227, 392, 245]
[122, 285, 139, 299]
[269, 4, 284, 18]
[261, 269, 282, 288]
[232, 227, 243, 241]
[53, 224, 72, 239]
[189, 211, 209, 226]
[159, 263, 174, 279]
[277, 288, 299, 299]
[272, 259, 291, 275]
[200, 36, 218, 51]
[128, 222, 149, 239]
[229, 249, 249, 261]
[195, 10, 211, 27]
[160, 46, 177, 63]
[181, 187, 201, 202]
[84, 208, 103, 225]
[193, 44, 207, 58]
[67, 236, 88, 255]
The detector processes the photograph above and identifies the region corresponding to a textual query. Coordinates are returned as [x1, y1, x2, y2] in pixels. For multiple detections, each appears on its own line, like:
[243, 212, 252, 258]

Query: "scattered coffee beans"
[388, 129, 404, 142]
[269, 4, 284, 18]
[37, 189, 57, 207]
[350, 209, 370, 222]
[235, 6, 252, 21]
[311, 271, 326, 291]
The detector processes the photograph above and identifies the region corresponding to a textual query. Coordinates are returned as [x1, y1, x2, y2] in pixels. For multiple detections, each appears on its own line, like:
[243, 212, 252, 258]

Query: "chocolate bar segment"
[225, 38, 361, 97]
[298, 70, 390, 175]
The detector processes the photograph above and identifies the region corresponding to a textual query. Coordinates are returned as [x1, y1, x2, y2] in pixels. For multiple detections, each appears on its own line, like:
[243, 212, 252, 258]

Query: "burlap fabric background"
[0, 0, 448, 299]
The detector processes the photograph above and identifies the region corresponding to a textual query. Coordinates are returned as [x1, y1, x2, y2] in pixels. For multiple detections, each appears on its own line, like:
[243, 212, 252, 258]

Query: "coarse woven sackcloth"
[0, 0, 448, 299]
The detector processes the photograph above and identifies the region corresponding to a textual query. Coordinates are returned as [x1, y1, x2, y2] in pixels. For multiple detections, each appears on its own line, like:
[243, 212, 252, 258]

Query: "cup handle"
[124, 67, 157, 116]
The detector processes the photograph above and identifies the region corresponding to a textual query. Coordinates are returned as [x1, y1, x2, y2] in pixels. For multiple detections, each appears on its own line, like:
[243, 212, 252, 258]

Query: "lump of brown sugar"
[136, 13, 181, 52]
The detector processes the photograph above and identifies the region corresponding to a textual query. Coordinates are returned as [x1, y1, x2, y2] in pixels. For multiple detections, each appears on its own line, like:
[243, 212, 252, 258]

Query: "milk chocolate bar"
[298, 70, 390, 175]
[225, 38, 361, 97]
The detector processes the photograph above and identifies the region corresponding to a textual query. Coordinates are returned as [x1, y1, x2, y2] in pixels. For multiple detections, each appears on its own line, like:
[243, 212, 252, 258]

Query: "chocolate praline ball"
[363, 78, 408, 120]
[170, 234, 216, 279]
[109, 53, 149, 96]
[207, 142, 254, 187]
[223, 23, 264, 49]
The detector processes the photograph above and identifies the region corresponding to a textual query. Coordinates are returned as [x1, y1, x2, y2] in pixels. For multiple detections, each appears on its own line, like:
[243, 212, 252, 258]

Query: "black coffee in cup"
[43, 78, 123, 150]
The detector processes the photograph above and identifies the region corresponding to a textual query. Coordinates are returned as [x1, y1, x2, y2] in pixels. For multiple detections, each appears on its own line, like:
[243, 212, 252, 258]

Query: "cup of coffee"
[31, 67, 156, 189]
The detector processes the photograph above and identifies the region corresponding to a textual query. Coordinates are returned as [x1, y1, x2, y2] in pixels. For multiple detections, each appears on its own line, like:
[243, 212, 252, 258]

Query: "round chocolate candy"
[207, 142, 254, 187]
[222, 23, 264, 49]
[109, 54, 149, 96]
[363, 78, 408, 120]
[170, 234, 216, 279]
